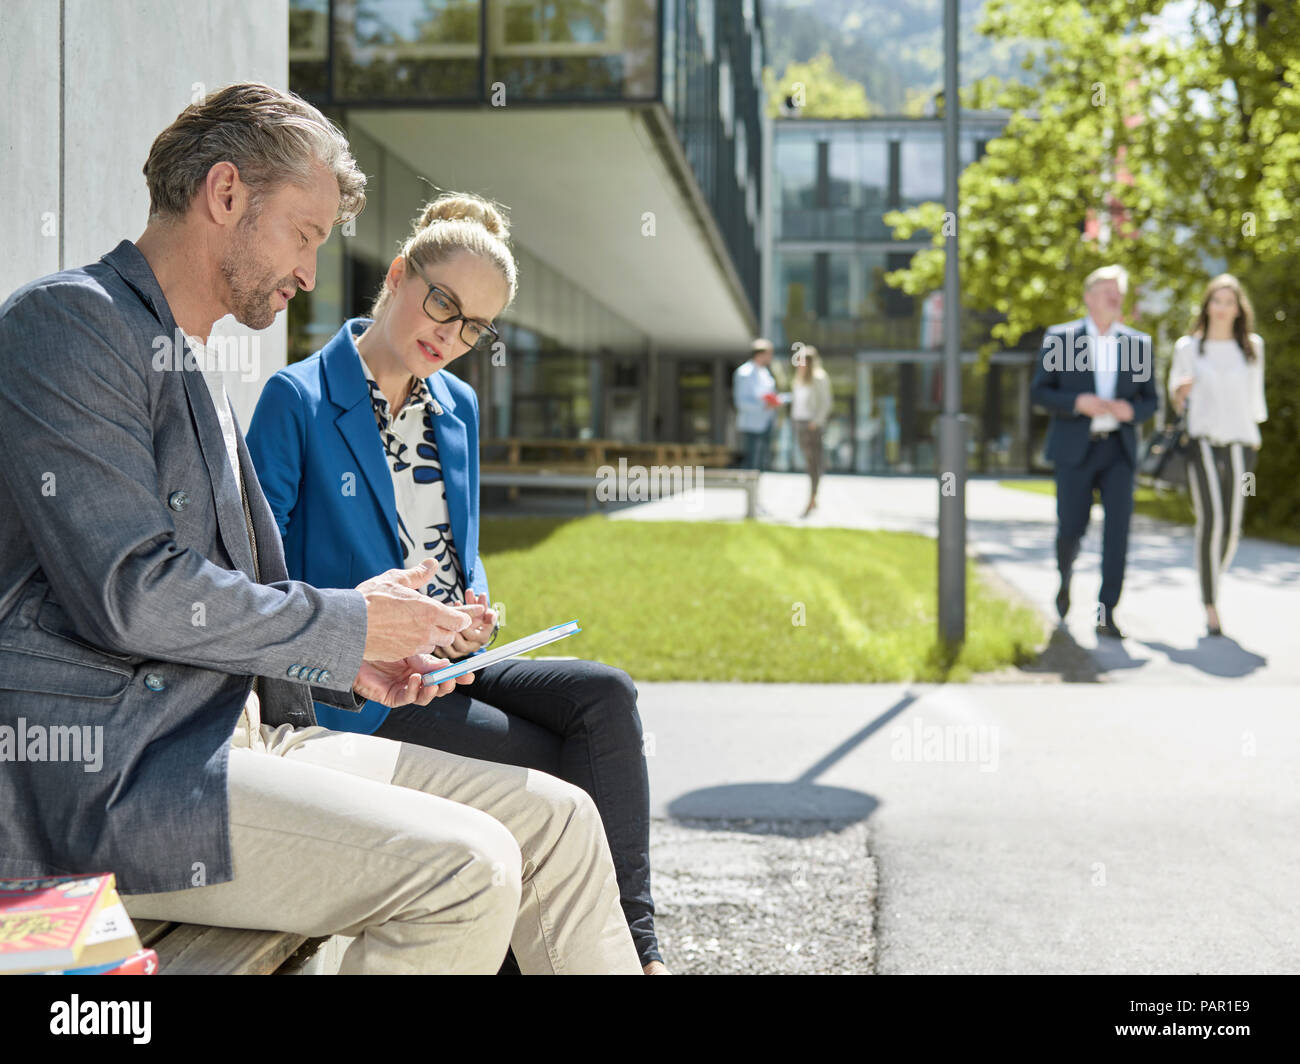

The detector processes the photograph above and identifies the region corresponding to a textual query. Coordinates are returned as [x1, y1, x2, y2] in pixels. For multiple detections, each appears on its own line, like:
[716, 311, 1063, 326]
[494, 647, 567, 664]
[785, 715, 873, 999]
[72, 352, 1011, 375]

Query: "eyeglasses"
[407, 259, 499, 352]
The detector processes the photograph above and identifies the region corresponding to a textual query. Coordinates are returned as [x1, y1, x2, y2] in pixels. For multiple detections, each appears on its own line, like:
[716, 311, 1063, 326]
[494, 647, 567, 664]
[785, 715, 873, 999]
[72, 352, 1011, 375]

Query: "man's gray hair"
[1083, 264, 1129, 295]
[143, 82, 366, 225]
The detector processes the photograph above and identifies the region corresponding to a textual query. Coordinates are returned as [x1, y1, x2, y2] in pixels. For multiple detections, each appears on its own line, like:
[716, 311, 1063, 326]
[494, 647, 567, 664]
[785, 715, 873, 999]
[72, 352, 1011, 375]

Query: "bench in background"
[479, 438, 758, 517]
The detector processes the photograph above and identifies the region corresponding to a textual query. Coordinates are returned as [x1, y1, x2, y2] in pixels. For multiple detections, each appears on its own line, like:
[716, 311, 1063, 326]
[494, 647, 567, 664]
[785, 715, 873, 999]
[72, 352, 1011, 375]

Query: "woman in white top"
[791, 344, 834, 516]
[1168, 274, 1267, 637]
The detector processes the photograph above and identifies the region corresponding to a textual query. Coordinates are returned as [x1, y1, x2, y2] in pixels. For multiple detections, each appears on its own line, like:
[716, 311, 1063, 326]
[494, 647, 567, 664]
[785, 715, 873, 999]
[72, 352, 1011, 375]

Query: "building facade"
[765, 115, 1048, 475]
[287, 0, 766, 449]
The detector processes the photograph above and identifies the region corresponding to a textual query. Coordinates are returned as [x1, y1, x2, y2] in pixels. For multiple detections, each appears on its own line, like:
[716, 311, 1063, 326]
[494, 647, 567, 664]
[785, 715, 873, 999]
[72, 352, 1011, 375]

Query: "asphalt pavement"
[617, 473, 1299, 973]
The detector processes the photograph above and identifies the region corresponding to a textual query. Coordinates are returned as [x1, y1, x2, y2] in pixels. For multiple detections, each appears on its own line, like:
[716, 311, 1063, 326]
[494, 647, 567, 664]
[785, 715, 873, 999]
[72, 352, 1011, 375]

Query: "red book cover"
[0, 874, 120, 973]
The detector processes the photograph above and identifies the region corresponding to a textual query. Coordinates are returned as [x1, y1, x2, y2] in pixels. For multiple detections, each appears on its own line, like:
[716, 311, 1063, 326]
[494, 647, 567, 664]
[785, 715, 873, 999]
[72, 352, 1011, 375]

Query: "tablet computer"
[419, 620, 582, 686]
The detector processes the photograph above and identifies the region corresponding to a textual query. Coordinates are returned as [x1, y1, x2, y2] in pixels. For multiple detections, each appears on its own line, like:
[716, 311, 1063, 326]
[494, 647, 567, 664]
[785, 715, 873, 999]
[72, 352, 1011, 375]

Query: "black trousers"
[374, 657, 660, 966]
[1055, 433, 1134, 614]
[1186, 438, 1255, 607]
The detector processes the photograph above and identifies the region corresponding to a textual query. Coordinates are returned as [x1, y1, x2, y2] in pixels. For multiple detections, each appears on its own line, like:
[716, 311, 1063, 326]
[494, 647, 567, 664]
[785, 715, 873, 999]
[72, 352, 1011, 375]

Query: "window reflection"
[899, 133, 945, 207]
[333, 0, 482, 101]
[489, 0, 659, 99]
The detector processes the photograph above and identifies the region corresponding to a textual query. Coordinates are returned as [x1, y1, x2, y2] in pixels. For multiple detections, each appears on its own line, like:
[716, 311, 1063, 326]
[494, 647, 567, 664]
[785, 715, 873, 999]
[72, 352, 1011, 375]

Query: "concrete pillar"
[1, 0, 289, 426]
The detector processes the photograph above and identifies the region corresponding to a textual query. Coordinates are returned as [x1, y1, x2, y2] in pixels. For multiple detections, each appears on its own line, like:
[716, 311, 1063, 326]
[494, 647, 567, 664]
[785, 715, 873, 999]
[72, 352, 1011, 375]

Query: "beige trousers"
[121, 717, 641, 974]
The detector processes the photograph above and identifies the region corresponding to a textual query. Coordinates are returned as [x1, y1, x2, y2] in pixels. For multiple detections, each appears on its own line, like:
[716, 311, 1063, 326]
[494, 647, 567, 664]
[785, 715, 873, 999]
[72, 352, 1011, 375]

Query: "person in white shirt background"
[733, 338, 781, 471]
[1168, 273, 1267, 638]
[790, 344, 834, 517]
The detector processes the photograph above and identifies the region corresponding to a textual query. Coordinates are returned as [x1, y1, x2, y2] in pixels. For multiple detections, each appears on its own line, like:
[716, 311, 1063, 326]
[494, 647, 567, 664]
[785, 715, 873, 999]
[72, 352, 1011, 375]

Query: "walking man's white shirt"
[1084, 315, 1120, 433]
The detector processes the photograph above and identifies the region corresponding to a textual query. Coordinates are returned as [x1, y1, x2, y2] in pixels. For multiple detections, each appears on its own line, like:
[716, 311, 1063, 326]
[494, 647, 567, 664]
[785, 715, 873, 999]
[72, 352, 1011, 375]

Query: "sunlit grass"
[479, 516, 1045, 683]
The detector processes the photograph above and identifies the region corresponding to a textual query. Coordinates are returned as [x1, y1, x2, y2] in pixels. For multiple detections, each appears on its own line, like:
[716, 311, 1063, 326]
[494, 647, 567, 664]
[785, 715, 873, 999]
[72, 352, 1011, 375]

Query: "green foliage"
[765, 52, 874, 118]
[764, 0, 1037, 114]
[888, 0, 1300, 538]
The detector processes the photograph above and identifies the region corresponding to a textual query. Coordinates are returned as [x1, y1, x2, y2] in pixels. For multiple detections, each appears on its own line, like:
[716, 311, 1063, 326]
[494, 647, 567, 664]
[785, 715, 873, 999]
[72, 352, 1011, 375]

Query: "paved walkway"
[612, 472, 1300, 685]
[610, 471, 1299, 972]
[636, 680, 1299, 974]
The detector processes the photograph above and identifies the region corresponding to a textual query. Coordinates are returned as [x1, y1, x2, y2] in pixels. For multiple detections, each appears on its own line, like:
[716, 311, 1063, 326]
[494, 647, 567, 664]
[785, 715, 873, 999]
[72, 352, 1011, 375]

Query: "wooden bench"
[134, 919, 347, 975]
[479, 438, 751, 513]
[480, 467, 760, 517]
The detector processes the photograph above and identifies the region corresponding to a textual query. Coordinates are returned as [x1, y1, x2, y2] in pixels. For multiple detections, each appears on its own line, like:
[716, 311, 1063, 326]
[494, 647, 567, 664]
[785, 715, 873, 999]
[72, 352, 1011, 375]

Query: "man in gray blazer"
[0, 83, 639, 974]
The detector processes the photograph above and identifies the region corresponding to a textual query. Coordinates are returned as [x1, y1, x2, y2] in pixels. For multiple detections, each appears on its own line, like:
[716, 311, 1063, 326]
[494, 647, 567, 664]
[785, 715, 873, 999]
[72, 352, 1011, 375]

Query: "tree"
[765, 52, 874, 118]
[884, 0, 1300, 538]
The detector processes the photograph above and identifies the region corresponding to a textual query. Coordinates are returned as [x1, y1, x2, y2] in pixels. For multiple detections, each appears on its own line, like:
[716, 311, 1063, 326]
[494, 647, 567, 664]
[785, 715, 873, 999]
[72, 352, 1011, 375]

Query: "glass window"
[698, 0, 714, 63]
[777, 252, 815, 320]
[289, 0, 329, 96]
[899, 132, 945, 207]
[490, 0, 658, 99]
[719, 57, 733, 136]
[502, 0, 607, 44]
[334, 0, 482, 101]
[775, 131, 817, 211]
[828, 252, 852, 319]
[827, 131, 887, 210]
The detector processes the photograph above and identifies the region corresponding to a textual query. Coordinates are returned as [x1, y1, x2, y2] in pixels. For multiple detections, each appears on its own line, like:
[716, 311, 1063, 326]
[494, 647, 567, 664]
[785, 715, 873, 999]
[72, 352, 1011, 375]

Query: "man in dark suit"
[1030, 265, 1158, 639]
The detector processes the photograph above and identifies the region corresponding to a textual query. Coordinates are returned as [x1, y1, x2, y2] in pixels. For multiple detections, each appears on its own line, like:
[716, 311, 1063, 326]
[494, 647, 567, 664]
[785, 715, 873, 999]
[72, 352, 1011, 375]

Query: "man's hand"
[432, 589, 497, 660]
[353, 654, 475, 707]
[357, 558, 484, 660]
[1106, 398, 1135, 422]
[1073, 393, 1110, 418]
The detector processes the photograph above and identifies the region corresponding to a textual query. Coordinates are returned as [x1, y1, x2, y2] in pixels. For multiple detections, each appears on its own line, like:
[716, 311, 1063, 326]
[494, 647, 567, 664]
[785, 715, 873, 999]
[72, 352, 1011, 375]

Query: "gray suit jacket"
[0, 241, 368, 894]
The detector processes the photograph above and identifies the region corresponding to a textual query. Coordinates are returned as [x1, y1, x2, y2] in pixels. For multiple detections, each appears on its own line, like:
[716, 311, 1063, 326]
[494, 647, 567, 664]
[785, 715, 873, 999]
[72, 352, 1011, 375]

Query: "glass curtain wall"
[286, 119, 649, 443]
[308, 0, 660, 103]
[769, 117, 1035, 476]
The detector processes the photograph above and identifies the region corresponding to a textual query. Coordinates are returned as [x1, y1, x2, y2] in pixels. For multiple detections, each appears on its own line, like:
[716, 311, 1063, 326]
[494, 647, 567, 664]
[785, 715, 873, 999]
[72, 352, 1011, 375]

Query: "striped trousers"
[1185, 438, 1256, 606]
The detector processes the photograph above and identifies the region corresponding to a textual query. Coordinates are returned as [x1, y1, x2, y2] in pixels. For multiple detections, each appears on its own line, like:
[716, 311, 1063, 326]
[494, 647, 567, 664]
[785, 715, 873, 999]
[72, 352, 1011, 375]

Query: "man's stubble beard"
[219, 216, 289, 331]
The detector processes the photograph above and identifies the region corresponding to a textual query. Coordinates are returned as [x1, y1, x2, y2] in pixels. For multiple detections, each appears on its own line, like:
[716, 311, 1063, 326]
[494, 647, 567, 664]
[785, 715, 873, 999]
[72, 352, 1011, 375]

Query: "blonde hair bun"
[416, 192, 510, 240]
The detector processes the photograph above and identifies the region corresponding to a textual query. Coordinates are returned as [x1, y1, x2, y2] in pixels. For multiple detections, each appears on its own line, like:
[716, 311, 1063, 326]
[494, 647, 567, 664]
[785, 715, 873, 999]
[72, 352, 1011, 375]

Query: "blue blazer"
[1030, 317, 1158, 469]
[246, 318, 489, 733]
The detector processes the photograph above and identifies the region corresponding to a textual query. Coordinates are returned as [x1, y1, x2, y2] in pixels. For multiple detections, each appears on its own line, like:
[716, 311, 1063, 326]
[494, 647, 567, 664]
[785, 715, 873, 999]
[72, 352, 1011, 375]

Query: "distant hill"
[762, 0, 1035, 114]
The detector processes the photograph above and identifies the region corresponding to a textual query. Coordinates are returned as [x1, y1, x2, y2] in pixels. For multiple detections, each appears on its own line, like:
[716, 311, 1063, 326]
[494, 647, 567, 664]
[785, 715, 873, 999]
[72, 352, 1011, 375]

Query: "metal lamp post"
[937, 0, 968, 648]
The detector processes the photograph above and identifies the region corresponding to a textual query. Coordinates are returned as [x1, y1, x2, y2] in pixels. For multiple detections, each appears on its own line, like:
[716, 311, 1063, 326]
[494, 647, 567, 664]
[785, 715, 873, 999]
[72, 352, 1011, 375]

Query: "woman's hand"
[353, 654, 475, 707]
[433, 589, 498, 660]
[1172, 379, 1193, 414]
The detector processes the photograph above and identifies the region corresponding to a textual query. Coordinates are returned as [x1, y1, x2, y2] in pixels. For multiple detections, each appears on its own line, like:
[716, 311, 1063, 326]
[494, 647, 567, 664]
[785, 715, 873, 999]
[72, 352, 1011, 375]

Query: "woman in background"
[1167, 274, 1267, 638]
[791, 345, 833, 517]
[247, 192, 666, 973]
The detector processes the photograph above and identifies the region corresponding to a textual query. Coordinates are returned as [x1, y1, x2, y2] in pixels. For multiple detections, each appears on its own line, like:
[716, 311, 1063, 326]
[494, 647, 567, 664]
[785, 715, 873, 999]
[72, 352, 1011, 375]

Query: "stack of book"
[0, 873, 157, 975]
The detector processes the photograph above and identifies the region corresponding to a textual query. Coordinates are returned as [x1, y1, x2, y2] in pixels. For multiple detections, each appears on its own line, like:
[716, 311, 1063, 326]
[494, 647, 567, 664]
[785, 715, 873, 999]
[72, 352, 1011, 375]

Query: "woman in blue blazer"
[247, 193, 664, 973]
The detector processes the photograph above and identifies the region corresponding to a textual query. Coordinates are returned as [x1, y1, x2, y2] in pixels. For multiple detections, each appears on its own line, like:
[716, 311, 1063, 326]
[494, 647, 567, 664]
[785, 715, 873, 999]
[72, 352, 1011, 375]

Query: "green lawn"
[479, 516, 1045, 683]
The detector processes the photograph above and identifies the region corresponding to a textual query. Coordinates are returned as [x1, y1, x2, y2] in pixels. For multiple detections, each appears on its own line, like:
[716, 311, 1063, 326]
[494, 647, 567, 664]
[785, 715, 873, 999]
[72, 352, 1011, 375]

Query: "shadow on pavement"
[1090, 636, 1151, 674]
[666, 691, 919, 833]
[1139, 637, 1268, 679]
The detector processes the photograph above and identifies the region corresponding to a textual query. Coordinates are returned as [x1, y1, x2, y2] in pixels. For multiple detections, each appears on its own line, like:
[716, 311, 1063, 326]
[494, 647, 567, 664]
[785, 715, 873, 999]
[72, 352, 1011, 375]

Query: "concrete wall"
[0, 0, 289, 424]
